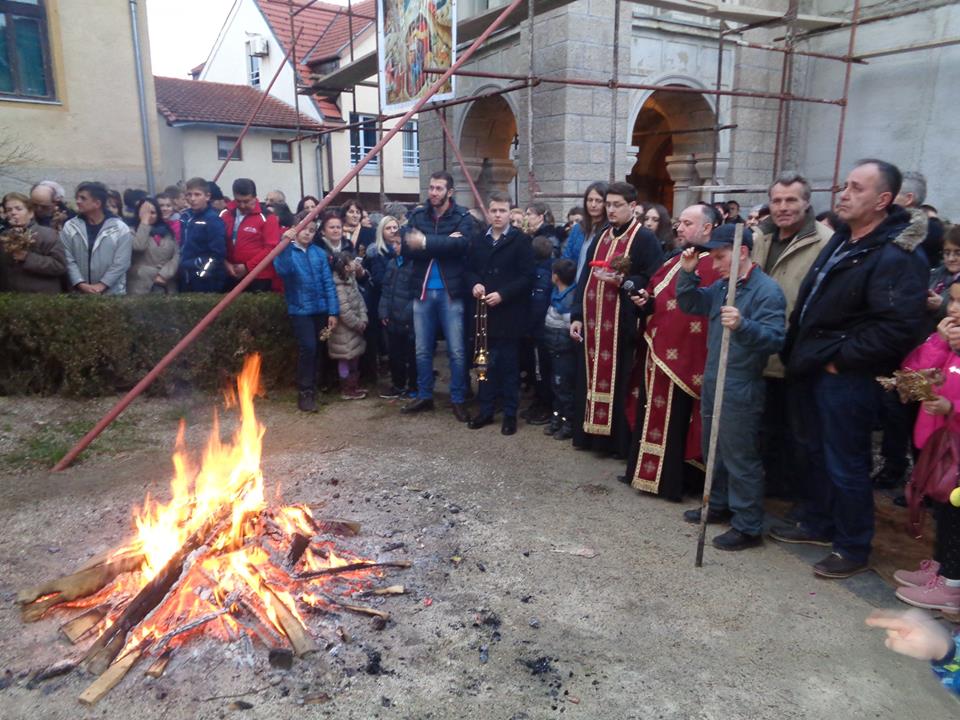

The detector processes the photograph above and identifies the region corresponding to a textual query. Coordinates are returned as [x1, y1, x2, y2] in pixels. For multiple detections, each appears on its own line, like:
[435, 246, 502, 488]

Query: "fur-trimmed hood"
[892, 206, 930, 253]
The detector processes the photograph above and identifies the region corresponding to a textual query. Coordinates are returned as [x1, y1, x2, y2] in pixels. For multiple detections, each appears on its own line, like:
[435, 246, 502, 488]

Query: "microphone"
[621, 280, 640, 297]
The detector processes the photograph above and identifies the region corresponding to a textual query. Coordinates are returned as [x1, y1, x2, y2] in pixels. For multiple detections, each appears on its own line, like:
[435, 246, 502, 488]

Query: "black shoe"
[813, 551, 869, 579]
[768, 523, 832, 547]
[526, 408, 552, 425]
[468, 413, 494, 429]
[893, 493, 907, 508]
[401, 398, 434, 414]
[553, 422, 573, 441]
[544, 415, 562, 435]
[379, 386, 404, 399]
[683, 506, 732, 525]
[501, 416, 517, 435]
[616, 474, 631, 484]
[872, 469, 906, 490]
[298, 390, 318, 413]
[452, 403, 471, 423]
[712, 528, 763, 551]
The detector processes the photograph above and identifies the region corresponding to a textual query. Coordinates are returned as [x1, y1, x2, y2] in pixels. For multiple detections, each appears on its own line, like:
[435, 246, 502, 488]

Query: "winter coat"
[528, 258, 553, 338]
[378, 255, 417, 331]
[328, 273, 368, 360]
[751, 210, 833, 377]
[0, 221, 65, 293]
[220, 200, 280, 284]
[783, 205, 929, 378]
[273, 241, 340, 317]
[362, 243, 394, 317]
[127, 222, 180, 295]
[902, 332, 960, 450]
[179, 204, 226, 291]
[402, 202, 474, 299]
[677, 265, 786, 398]
[464, 226, 535, 341]
[532, 223, 561, 258]
[60, 214, 132, 294]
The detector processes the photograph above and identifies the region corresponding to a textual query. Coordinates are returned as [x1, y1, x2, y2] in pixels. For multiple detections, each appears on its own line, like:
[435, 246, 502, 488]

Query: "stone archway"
[456, 94, 518, 208]
[627, 86, 717, 215]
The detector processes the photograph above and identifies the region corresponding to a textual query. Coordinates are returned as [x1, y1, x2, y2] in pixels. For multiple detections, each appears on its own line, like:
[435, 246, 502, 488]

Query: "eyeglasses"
[943, 250, 960, 258]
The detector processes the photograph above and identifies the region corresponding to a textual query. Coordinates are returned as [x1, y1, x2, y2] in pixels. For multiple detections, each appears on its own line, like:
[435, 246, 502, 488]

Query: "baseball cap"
[702, 223, 753, 251]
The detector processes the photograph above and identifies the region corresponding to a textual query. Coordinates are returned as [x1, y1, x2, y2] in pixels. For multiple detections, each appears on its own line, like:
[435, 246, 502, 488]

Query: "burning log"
[246, 567, 318, 657]
[297, 559, 412, 580]
[81, 498, 239, 676]
[286, 533, 311, 568]
[18, 553, 144, 621]
[312, 517, 361, 536]
[60, 606, 107, 644]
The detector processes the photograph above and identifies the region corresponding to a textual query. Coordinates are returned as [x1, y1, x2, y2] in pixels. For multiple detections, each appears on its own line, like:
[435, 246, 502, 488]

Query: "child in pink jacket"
[893, 281, 960, 612]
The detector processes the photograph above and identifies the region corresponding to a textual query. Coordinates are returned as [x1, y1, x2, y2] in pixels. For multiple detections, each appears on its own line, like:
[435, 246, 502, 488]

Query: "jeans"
[795, 371, 882, 564]
[702, 380, 766, 536]
[289, 313, 328, 393]
[413, 290, 466, 403]
[477, 338, 520, 417]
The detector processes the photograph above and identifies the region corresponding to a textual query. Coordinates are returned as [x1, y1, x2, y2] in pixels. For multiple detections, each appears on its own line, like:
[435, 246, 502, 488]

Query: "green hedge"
[0, 293, 298, 396]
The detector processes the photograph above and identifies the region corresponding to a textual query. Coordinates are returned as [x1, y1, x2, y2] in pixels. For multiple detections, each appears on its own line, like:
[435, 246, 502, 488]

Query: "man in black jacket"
[464, 191, 535, 435]
[771, 159, 929, 579]
[400, 171, 475, 421]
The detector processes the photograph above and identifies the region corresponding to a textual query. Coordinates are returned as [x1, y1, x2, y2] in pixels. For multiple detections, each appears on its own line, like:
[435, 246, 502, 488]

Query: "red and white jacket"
[220, 199, 280, 285]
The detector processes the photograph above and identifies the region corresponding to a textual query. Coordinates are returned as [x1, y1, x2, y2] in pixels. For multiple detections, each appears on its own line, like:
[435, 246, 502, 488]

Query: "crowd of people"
[1, 163, 959, 691]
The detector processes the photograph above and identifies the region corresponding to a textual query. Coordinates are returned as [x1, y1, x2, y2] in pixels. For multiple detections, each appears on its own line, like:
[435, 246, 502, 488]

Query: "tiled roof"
[256, 0, 376, 67]
[154, 76, 326, 132]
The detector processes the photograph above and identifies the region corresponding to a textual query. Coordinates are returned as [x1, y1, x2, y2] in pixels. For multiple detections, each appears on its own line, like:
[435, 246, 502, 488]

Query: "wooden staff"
[696, 223, 743, 568]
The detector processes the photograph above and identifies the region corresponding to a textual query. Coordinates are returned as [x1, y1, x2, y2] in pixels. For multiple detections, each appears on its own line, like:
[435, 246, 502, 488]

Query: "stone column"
[665, 154, 698, 211]
[693, 153, 730, 193]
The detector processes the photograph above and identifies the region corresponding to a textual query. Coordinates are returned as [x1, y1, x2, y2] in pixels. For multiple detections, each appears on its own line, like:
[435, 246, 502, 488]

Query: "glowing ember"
[18, 354, 409, 705]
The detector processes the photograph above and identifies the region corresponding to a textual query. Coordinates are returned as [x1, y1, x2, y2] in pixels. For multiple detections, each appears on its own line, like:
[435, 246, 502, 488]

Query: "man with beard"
[569, 182, 662, 458]
[400, 171, 475, 422]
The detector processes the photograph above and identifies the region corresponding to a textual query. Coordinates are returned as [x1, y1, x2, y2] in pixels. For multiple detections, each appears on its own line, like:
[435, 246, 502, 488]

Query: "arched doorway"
[628, 87, 716, 215]
[457, 94, 518, 207]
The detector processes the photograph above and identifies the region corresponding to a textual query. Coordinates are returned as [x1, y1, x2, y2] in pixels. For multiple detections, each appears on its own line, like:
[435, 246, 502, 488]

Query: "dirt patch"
[0, 391, 956, 719]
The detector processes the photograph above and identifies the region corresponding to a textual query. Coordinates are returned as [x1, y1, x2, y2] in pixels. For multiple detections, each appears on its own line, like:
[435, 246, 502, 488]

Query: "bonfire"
[17, 355, 410, 704]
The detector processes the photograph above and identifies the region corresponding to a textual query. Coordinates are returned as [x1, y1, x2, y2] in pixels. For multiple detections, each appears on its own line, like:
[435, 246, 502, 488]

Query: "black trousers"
[387, 326, 417, 392]
[936, 502, 960, 581]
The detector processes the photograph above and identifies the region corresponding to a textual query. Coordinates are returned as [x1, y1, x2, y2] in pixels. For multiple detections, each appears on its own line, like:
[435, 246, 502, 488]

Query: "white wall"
[158, 124, 321, 203]
[788, 3, 960, 218]
[200, 0, 323, 122]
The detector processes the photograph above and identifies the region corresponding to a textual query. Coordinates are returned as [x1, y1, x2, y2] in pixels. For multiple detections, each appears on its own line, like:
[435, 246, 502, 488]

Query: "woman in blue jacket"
[274, 215, 340, 412]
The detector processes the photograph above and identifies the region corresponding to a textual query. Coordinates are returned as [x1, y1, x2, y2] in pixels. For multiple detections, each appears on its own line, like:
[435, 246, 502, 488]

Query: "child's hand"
[327, 316, 338, 330]
[866, 609, 954, 662]
[922, 395, 952, 416]
[570, 320, 583, 343]
[937, 316, 956, 341]
[927, 290, 944, 312]
[679, 247, 698, 273]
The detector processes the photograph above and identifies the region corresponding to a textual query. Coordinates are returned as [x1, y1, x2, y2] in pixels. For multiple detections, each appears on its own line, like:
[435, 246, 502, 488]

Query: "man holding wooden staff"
[675, 224, 787, 551]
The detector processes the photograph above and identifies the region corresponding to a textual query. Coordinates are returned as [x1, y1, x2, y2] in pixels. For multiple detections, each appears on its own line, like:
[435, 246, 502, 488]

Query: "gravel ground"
[0, 387, 957, 720]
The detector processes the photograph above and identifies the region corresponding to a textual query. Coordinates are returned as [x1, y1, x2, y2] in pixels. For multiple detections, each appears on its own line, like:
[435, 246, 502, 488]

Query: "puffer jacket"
[902, 332, 960, 450]
[328, 273, 367, 360]
[273, 241, 339, 317]
[127, 222, 179, 295]
[751, 209, 833, 377]
[60, 214, 132, 294]
[378, 255, 417, 330]
[783, 205, 929, 377]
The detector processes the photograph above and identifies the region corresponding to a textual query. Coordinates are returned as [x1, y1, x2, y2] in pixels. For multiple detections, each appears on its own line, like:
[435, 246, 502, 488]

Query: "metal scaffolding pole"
[437, 110, 485, 210]
[53, 0, 531, 471]
[609, 0, 621, 183]
[289, 0, 306, 199]
[830, 0, 862, 203]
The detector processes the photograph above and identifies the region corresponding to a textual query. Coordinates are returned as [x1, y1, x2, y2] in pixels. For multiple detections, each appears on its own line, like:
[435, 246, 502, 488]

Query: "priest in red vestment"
[569, 182, 663, 458]
[623, 204, 722, 499]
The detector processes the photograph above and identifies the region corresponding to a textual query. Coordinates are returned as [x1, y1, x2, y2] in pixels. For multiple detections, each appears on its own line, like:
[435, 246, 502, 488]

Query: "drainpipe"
[315, 141, 324, 196]
[129, 0, 156, 194]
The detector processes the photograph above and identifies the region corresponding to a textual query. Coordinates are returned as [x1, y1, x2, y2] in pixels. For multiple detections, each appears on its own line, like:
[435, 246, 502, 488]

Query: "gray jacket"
[676, 265, 786, 398]
[61, 215, 133, 295]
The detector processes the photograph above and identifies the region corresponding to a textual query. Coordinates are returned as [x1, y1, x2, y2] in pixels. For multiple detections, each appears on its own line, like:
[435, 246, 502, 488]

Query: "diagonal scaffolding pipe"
[212, 29, 303, 183]
[53, 0, 530, 471]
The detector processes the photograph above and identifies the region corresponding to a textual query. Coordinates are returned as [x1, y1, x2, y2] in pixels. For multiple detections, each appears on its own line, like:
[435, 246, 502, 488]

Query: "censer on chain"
[472, 297, 489, 382]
